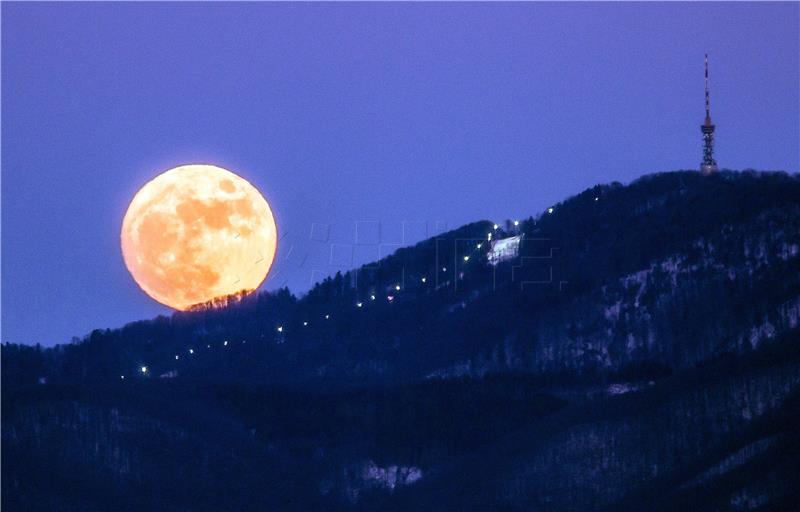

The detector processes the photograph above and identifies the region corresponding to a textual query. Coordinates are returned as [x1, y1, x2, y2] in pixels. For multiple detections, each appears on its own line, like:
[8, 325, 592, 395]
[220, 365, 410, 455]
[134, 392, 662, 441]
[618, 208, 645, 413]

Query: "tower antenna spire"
[700, 53, 719, 174]
[705, 53, 711, 121]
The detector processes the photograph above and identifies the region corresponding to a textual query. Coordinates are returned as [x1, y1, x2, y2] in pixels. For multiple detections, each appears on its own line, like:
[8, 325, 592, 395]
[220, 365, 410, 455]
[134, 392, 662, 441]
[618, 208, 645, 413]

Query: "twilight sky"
[2, 2, 798, 346]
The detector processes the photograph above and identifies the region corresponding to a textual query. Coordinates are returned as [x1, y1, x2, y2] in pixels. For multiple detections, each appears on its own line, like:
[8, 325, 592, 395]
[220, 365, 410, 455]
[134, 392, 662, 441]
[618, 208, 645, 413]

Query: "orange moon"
[121, 164, 277, 310]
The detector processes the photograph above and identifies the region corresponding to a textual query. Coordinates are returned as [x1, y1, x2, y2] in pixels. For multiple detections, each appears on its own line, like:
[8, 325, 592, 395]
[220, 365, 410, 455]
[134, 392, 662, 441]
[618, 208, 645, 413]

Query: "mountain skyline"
[10, 168, 799, 380]
[5, 169, 800, 510]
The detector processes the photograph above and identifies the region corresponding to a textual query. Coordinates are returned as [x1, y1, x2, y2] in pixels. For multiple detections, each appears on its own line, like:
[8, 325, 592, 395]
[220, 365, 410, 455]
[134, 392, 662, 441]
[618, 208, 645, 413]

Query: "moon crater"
[121, 164, 277, 310]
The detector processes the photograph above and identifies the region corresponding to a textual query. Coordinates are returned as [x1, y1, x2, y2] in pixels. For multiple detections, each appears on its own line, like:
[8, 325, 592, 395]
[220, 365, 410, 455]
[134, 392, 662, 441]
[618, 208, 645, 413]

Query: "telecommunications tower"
[700, 53, 719, 174]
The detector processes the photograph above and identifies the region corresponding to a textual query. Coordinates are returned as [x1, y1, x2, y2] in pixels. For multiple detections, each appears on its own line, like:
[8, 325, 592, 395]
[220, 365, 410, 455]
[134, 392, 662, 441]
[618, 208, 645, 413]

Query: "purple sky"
[3, 2, 798, 346]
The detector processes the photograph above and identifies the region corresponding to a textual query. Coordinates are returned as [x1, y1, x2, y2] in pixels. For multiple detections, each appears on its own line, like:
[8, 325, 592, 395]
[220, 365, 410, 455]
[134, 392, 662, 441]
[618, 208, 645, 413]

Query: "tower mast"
[700, 53, 719, 174]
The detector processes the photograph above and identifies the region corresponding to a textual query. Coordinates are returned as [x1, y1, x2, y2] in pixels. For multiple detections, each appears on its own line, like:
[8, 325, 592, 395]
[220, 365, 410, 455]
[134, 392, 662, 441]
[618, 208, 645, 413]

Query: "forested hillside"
[4, 170, 800, 511]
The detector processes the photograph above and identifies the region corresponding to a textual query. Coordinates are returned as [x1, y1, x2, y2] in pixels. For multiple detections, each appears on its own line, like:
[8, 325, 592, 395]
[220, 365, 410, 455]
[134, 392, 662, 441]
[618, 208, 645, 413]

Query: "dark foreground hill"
[4, 170, 800, 511]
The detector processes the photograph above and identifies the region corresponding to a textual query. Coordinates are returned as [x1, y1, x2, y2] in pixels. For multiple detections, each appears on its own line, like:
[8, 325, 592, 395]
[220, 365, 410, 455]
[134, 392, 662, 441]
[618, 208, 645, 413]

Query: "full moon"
[121, 164, 277, 310]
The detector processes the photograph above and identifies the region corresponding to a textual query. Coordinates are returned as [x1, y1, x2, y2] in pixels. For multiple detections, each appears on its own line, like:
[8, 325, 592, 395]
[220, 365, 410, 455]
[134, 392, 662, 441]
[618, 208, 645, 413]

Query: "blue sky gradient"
[3, 2, 798, 345]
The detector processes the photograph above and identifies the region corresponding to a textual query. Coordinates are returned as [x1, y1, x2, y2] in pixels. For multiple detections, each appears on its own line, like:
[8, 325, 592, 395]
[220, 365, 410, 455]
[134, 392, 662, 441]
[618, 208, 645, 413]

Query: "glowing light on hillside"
[141, 366, 148, 373]
[303, 321, 308, 326]
[189, 348, 194, 354]
[395, 284, 401, 291]
[547, 207, 554, 214]
[175, 355, 179, 360]
[325, 314, 330, 319]
[223, 340, 228, 346]
[357, 302, 363, 308]
[463, 255, 470, 262]
[277, 326, 283, 333]
[421, 277, 427, 283]
[493, 224, 498, 230]
[370, 295, 376, 301]
[513, 220, 519, 226]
